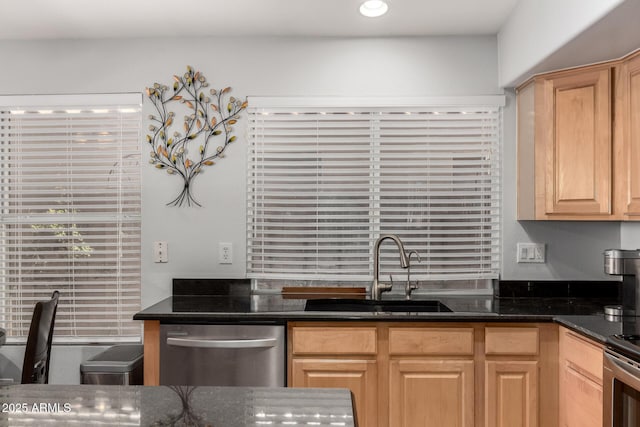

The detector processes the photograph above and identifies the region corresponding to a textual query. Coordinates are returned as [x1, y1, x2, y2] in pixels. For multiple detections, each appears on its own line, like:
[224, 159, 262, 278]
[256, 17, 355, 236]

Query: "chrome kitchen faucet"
[372, 234, 410, 300]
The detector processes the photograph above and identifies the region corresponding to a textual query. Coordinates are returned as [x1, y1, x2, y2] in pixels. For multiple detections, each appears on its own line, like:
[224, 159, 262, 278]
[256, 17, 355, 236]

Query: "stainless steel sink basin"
[304, 298, 453, 313]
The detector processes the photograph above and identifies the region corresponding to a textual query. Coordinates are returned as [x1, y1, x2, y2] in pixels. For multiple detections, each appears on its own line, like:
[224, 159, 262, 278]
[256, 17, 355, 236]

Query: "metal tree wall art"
[146, 66, 247, 207]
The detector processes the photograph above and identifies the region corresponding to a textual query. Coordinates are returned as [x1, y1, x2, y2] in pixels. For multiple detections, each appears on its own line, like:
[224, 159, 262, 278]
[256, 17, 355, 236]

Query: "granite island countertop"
[0, 384, 355, 427]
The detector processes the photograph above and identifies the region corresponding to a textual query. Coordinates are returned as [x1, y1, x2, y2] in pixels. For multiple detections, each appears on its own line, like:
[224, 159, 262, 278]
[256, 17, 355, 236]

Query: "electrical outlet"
[154, 241, 168, 263]
[219, 242, 233, 264]
[516, 243, 545, 263]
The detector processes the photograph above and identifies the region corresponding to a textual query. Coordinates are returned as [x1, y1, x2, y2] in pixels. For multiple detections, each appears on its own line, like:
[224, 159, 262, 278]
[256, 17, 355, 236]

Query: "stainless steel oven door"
[604, 349, 640, 426]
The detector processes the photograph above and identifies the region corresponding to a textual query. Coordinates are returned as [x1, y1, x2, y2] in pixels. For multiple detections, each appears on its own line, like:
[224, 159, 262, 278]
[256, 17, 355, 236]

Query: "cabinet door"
[389, 359, 474, 427]
[291, 358, 378, 427]
[558, 327, 603, 427]
[619, 53, 640, 218]
[559, 362, 602, 427]
[485, 360, 538, 427]
[539, 68, 612, 216]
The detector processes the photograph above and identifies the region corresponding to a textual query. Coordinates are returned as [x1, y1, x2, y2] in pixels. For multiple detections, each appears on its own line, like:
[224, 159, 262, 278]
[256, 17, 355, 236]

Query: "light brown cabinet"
[484, 327, 542, 427]
[389, 359, 474, 427]
[388, 326, 475, 427]
[517, 49, 640, 220]
[517, 64, 613, 220]
[289, 324, 379, 427]
[288, 322, 557, 427]
[482, 326, 558, 427]
[291, 358, 378, 427]
[616, 52, 640, 219]
[485, 360, 538, 427]
[558, 326, 603, 427]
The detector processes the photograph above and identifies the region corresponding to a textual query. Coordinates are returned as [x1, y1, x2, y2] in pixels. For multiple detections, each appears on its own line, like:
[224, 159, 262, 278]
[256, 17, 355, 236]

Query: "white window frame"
[0, 93, 142, 344]
[246, 97, 504, 288]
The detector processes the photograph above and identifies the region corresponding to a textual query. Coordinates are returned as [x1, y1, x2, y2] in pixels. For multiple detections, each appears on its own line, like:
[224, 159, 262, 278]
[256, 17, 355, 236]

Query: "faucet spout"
[372, 234, 410, 300]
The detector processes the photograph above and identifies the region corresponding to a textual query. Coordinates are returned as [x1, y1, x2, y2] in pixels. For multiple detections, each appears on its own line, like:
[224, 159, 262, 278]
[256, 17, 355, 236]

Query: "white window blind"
[0, 94, 142, 343]
[247, 97, 502, 282]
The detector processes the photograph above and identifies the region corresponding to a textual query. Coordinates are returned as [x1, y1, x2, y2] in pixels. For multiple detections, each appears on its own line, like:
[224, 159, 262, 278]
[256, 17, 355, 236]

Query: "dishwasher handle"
[166, 336, 278, 349]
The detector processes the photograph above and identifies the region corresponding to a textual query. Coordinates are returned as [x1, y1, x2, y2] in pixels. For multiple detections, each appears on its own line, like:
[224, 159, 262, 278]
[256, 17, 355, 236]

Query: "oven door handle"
[605, 352, 640, 390]
[166, 337, 278, 349]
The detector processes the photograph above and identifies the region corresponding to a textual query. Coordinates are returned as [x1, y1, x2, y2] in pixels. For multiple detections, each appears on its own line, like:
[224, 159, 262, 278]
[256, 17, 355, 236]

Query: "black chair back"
[21, 291, 59, 384]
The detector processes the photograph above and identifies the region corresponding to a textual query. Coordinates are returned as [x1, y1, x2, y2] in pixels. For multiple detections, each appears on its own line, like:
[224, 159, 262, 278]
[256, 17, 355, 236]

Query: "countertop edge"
[553, 316, 612, 343]
[134, 296, 621, 346]
[134, 312, 555, 322]
[136, 311, 621, 350]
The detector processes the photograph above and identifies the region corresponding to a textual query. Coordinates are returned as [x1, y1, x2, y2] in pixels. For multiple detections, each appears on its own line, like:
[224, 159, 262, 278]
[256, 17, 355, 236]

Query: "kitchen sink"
[304, 298, 453, 313]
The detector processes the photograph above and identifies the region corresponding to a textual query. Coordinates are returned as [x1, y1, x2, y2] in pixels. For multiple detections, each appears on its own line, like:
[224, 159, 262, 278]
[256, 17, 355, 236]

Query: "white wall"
[0, 345, 108, 385]
[498, 0, 624, 87]
[500, 89, 621, 280]
[622, 223, 640, 249]
[505, 0, 640, 87]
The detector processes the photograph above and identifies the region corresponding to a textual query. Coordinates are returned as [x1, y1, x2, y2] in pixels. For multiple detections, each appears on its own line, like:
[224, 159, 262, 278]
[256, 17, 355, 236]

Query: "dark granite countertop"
[555, 315, 640, 361]
[139, 294, 640, 360]
[134, 278, 631, 355]
[133, 292, 619, 323]
[0, 385, 355, 426]
[135, 278, 622, 323]
[554, 315, 625, 343]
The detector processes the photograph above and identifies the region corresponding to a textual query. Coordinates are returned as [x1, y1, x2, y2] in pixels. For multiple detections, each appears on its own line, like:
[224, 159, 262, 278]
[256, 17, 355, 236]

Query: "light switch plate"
[516, 243, 545, 263]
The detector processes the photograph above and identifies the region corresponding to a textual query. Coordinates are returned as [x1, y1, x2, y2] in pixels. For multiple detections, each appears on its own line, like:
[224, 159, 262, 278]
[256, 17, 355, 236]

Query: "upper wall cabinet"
[517, 65, 613, 220]
[517, 49, 640, 221]
[617, 53, 640, 219]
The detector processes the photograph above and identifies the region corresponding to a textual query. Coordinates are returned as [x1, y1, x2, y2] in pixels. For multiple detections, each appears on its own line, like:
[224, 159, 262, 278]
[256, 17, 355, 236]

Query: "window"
[0, 94, 142, 343]
[247, 97, 502, 286]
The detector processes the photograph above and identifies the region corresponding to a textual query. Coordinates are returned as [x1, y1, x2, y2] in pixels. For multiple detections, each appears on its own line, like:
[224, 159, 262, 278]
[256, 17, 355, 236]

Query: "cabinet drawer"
[389, 327, 474, 356]
[559, 328, 603, 382]
[485, 327, 539, 356]
[291, 327, 377, 355]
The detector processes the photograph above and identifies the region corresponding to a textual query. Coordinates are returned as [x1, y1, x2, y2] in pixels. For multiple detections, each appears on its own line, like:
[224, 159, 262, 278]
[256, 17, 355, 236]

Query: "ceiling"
[0, 0, 520, 40]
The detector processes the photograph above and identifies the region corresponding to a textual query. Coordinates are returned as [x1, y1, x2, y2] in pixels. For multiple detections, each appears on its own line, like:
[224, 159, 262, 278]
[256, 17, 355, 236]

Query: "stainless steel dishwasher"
[159, 324, 285, 386]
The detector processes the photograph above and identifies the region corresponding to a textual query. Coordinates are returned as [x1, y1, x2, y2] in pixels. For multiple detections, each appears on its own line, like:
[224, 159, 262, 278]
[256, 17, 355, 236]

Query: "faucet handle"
[379, 278, 393, 294]
[405, 281, 418, 300]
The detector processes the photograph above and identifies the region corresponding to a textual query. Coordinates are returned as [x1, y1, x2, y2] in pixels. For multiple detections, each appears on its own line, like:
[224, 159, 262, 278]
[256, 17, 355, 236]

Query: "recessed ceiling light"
[359, 0, 388, 18]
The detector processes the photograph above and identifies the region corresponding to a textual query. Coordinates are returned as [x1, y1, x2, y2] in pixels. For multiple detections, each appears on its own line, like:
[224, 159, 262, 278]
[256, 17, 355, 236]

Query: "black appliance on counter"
[603, 249, 640, 426]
